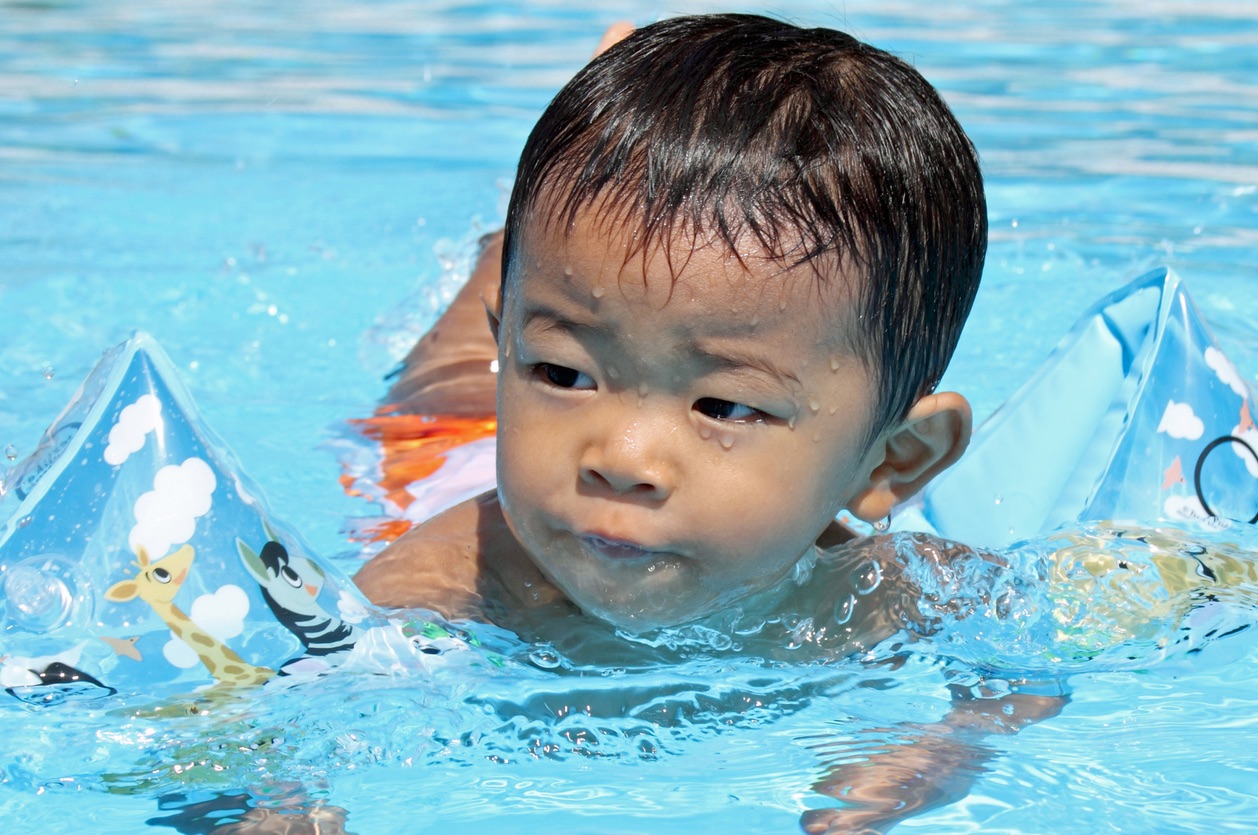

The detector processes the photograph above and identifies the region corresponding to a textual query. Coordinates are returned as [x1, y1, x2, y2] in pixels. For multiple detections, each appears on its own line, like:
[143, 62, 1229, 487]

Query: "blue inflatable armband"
[903, 268, 1258, 548]
[0, 333, 382, 702]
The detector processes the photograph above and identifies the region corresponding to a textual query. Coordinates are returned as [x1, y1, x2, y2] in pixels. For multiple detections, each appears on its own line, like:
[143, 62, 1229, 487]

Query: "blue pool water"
[2, 1, 1258, 832]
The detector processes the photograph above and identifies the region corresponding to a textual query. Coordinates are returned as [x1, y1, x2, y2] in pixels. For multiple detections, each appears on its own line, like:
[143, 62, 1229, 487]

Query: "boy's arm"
[801, 681, 1066, 834]
[382, 232, 503, 416]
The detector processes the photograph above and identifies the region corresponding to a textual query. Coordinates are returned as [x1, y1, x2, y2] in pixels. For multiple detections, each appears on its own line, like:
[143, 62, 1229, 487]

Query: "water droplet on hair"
[591, 286, 605, 299]
[808, 400, 820, 413]
[833, 593, 856, 626]
[504, 344, 512, 357]
[852, 559, 882, 595]
[3, 444, 16, 461]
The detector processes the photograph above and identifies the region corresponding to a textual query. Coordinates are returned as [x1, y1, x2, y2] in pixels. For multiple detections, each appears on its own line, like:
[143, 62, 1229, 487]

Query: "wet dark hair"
[502, 13, 986, 435]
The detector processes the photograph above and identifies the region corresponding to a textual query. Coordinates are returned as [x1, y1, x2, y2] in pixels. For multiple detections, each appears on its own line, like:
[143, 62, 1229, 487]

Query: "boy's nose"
[579, 421, 673, 500]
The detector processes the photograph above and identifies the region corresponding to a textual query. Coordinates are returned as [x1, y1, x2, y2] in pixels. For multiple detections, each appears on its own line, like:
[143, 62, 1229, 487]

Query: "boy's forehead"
[512, 201, 864, 332]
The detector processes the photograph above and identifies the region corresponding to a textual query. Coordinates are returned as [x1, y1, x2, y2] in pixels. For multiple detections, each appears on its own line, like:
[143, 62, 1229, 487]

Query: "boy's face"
[493, 208, 887, 631]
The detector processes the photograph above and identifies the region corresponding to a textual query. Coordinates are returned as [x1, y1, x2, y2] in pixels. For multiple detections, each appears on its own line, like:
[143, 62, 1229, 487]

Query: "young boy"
[355, 13, 983, 642]
[354, 15, 1062, 832]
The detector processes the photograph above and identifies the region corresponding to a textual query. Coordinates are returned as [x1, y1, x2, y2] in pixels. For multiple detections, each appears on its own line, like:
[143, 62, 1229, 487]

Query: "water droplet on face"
[638, 382, 649, 398]
[787, 415, 797, 430]
[830, 356, 841, 372]
[717, 432, 734, 450]
[833, 593, 856, 625]
[778, 299, 788, 312]
[607, 365, 620, 379]
[3, 444, 17, 461]
[811, 432, 821, 443]
[592, 286, 605, 299]
[828, 405, 838, 415]
[852, 559, 882, 595]
[564, 265, 574, 277]
[698, 424, 714, 441]
[808, 400, 820, 413]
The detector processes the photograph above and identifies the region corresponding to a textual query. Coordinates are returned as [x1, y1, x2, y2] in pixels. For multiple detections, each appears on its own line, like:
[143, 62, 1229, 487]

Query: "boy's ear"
[483, 281, 503, 344]
[847, 391, 972, 524]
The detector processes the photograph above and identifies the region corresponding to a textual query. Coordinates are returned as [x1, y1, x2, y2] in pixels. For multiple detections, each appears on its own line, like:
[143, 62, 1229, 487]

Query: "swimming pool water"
[3, 1, 1258, 832]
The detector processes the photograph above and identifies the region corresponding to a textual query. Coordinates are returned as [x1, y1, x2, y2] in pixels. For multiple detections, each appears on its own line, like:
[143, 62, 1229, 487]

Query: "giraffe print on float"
[106, 545, 273, 688]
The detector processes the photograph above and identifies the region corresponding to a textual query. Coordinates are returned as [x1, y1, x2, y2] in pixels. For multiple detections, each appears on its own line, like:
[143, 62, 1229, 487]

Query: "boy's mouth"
[579, 534, 660, 562]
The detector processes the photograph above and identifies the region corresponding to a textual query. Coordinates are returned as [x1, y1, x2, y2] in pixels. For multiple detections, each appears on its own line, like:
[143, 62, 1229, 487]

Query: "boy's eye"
[537, 363, 595, 390]
[694, 397, 763, 422]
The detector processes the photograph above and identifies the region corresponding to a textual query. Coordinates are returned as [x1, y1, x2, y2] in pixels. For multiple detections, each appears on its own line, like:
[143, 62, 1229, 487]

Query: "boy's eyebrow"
[519, 303, 607, 337]
[691, 344, 802, 388]
[520, 301, 802, 389]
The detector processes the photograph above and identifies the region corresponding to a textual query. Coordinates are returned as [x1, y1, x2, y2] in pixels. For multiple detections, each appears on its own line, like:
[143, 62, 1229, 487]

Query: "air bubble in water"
[42, 366, 55, 381]
[834, 594, 856, 625]
[852, 560, 882, 595]
[3, 444, 17, 461]
[528, 648, 561, 669]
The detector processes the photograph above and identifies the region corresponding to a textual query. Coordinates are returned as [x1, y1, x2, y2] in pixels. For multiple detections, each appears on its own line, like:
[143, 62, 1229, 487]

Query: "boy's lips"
[579, 533, 664, 561]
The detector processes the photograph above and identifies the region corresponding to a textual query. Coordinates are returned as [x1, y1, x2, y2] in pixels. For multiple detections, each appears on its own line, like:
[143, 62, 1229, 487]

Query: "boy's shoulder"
[353, 491, 572, 621]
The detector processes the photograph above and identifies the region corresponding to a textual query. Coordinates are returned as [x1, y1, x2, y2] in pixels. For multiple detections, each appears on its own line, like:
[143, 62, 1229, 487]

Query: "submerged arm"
[802, 534, 1067, 833]
[802, 678, 1066, 834]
